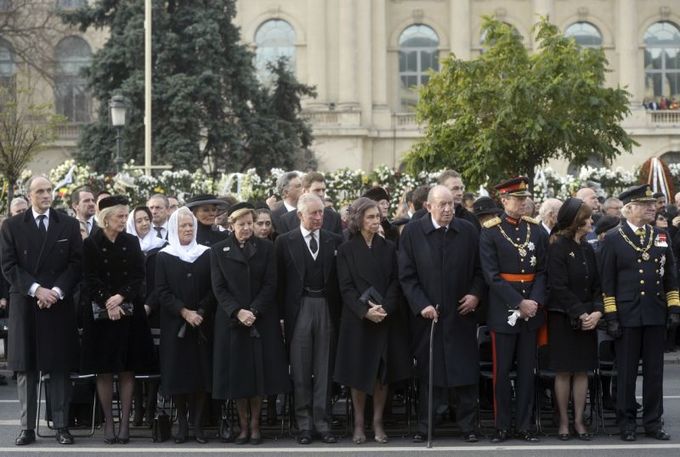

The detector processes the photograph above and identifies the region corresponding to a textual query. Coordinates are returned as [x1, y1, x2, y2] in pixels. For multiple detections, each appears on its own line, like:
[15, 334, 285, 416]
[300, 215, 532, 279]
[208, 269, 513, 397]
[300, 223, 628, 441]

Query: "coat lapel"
[286, 228, 305, 281]
[321, 231, 334, 283]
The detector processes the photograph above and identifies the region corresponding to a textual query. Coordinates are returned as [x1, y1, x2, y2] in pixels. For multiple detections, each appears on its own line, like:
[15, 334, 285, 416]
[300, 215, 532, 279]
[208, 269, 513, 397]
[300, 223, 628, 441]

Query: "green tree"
[404, 17, 636, 190]
[0, 87, 63, 213]
[61, 0, 315, 176]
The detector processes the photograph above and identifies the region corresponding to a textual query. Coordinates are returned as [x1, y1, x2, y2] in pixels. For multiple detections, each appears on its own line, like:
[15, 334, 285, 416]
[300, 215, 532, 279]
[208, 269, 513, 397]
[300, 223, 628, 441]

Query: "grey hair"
[621, 202, 633, 219]
[147, 193, 169, 207]
[603, 197, 622, 210]
[297, 193, 324, 214]
[9, 197, 27, 209]
[96, 204, 128, 228]
[346, 197, 379, 236]
[538, 198, 562, 221]
[276, 171, 300, 196]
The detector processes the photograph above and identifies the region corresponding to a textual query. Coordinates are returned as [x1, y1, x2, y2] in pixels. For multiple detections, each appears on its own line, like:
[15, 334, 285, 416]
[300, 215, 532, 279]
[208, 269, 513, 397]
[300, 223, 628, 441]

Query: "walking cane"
[427, 305, 439, 449]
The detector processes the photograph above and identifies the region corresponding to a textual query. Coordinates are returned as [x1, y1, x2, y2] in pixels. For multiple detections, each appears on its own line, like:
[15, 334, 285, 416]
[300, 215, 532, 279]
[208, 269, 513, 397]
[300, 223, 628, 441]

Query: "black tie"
[154, 227, 163, 239]
[37, 215, 47, 238]
[309, 233, 318, 255]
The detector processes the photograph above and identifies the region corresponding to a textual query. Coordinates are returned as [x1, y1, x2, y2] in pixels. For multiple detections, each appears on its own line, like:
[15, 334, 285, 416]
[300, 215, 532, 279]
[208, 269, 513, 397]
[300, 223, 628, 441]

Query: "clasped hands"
[578, 311, 602, 331]
[365, 300, 387, 323]
[104, 294, 125, 321]
[237, 309, 256, 327]
[182, 308, 204, 327]
[35, 287, 59, 309]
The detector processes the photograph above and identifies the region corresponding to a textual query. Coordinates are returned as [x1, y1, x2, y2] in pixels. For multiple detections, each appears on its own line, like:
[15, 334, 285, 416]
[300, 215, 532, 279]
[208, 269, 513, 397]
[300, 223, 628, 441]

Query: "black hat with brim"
[227, 201, 255, 218]
[362, 187, 390, 202]
[472, 196, 502, 217]
[98, 195, 129, 211]
[185, 194, 229, 209]
[551, 197, 583, 235]
[618, 184, 655, 205]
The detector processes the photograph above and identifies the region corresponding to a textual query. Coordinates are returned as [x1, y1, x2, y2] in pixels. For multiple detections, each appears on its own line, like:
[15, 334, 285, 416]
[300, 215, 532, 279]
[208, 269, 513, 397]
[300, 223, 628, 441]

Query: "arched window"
[399, 24, 439, 111]
[644, 21, 680, 102]
[564, 22, 603, 48]
[254, 19, 296, 85]
[54, 36, 92, 122]
[0, 37, 16, 109]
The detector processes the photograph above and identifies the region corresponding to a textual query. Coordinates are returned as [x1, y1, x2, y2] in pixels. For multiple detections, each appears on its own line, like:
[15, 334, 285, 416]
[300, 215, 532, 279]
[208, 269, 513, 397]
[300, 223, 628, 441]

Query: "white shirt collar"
[430, 215, 448, 231]
[300, 225, 320, 239]
[627, 220, 644, 233]
[284, 201, 297, 212]
[32, 207, 50, 221]
[541, 222, 552, 234]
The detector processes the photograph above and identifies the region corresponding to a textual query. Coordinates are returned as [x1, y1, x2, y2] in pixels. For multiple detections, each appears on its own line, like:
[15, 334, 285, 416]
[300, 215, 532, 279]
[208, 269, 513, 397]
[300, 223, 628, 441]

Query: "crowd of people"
[0, 168, 678, 447]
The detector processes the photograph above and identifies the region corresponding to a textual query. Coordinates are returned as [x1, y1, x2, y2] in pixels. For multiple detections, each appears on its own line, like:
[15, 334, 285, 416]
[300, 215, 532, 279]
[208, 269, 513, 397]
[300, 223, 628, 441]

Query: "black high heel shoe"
[103, 421, 117, 444]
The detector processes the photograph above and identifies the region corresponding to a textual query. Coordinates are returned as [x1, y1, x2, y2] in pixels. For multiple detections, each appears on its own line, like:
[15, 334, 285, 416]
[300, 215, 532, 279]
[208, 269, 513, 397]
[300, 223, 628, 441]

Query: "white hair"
[297, 193, 324, 214]
[538, 198, 562, 221]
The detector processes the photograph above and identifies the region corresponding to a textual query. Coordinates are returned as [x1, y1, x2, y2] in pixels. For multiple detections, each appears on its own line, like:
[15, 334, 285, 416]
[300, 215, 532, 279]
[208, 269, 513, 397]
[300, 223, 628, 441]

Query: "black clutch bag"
[358, 287, 384, 307]
[92, 301, 134, 321]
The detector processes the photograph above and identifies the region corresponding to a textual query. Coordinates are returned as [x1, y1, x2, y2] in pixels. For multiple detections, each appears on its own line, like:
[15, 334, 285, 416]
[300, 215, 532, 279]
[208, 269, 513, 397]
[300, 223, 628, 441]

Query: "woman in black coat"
[81, 196, 154, 444]
[156, 207, 215, 443]
[211, 202, 289, 445]
[126, 206, 166, 426]
[335, 197, 411, 444]
[547, 198, 603, 440]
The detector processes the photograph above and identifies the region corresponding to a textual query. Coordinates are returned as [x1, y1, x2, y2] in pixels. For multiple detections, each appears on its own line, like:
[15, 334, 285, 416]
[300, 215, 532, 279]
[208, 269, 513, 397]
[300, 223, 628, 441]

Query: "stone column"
[617, 0, 639, 103]
[306, 0, 327, 107]
[338, 0, 358, 109]
[358, 0, 372, 125]
[372, 0, 388, 108]
[449, 0, 471, 60]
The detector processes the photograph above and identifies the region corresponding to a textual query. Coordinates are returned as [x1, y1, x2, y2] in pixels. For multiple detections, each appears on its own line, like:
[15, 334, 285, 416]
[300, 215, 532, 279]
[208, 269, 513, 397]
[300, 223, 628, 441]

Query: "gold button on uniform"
[639, 269, 644, 273]
[641, 291, 646, 296]
[640, 280, 645, 284]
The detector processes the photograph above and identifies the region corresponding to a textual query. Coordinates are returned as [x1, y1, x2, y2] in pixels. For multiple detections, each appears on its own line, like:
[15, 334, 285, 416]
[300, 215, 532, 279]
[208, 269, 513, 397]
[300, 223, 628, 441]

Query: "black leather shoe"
[15, 430, 35, 446]
[297, 431, 312, 445]
[412, 432, 426, 443]
[321, 433, 337, 444]
[56, 429, 74, 445]
[646, 429, 671, 440]
[577, 432, 592, 441]
[491, 429, 509, 443]
[558, 433, 570, 441]
[516, 430, 539, 442]
[462, 431, 479, 443]
[621, 431, 636, 441]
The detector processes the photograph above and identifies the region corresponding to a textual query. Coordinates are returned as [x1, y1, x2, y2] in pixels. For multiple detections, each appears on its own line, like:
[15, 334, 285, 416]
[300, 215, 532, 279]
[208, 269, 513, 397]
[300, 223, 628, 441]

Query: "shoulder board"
[482, 216, 502, 228]
[521, 216, 540, 225]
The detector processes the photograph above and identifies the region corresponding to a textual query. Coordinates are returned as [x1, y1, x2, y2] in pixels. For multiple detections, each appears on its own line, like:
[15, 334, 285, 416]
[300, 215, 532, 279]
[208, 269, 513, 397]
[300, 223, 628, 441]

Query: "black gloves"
[606, 318, 622, 339]
[669, 312, 680, 328]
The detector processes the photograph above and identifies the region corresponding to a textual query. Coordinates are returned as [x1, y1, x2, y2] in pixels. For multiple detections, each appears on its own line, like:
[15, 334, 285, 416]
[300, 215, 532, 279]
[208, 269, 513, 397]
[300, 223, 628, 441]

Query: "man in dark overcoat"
[1, 176, 82, 445]
[479, 176, 547, 443]
[271, 171, 303, 235]
[275, 193, 343, 445]
[600, 184, 680, 441]
[399, 185, 485, 443]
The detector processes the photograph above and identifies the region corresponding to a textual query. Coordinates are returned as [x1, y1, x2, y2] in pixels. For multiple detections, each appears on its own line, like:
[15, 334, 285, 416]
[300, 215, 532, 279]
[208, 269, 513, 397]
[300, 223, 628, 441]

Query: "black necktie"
[309, 233, 318, 254]
[37, 215, 47, 238]
[154, 227, 163, 239]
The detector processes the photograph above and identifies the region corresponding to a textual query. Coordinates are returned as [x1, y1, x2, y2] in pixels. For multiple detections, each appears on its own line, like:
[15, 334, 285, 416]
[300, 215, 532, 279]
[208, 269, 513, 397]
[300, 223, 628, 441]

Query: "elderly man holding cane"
[399, 185, 485, 444]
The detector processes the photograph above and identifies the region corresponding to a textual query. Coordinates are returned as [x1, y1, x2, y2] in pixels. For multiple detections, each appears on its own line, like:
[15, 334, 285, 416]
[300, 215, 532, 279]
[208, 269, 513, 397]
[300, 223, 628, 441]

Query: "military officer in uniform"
[479, 177, 547, 443]
[600, 184, 680, 441]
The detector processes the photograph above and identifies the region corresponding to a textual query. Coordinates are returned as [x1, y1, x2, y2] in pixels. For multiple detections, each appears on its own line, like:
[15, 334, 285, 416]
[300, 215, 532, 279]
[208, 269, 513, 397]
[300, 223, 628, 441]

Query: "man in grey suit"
[1, 176, 83, 445]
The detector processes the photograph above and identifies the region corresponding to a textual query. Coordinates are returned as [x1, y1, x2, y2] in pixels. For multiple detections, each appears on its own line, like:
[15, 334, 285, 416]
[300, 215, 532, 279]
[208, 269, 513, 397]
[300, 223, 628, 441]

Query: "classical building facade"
[3, 0, 680, 175]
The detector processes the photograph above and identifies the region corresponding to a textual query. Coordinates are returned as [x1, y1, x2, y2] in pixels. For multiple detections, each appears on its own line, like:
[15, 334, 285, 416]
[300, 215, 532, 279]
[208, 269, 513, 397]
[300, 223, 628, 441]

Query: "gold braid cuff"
[603, 295, 617, 314]
[666, 290, 680, 307]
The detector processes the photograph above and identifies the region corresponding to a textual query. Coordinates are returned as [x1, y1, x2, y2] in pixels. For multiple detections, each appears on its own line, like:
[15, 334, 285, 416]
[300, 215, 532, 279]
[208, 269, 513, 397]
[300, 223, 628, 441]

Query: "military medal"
[618, 226, 654, 262]
[518, 247, 527, 257]
[498, 223, 532, 259]
[528, 242, 535, 252]
[530, 256, 537, 266]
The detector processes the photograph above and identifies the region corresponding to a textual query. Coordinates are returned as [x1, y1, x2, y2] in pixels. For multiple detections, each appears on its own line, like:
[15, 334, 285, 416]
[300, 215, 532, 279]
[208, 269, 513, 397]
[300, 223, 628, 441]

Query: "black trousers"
[491, 330, 537, 431]
[614, 325, 665, 433]
[416, 381, 478, 434]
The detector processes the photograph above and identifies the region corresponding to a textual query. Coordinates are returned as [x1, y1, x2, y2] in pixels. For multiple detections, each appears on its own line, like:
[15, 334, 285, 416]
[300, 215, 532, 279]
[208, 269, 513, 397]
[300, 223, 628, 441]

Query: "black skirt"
[547, 311, 598, 372]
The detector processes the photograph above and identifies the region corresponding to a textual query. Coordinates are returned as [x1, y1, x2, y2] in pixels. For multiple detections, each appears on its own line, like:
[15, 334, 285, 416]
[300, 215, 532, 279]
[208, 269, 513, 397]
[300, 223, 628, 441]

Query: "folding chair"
[36, 372, 98, 438]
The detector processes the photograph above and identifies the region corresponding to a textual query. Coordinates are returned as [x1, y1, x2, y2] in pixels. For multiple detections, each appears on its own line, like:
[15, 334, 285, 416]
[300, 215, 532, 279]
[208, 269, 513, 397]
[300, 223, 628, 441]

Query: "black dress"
[156, 250, 215, 395]
[210, 235, 289, 400]
[81, 230, 154, 374]
[546, 235, 603, 372]
[334, 235, 411, 393]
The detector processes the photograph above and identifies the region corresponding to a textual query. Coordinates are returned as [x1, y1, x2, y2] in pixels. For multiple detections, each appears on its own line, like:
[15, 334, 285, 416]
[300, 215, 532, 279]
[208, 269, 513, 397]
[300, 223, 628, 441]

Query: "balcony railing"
[647, 110, 680, 126]
[392, 112, 420, 128]
[56, 123, 84, 139]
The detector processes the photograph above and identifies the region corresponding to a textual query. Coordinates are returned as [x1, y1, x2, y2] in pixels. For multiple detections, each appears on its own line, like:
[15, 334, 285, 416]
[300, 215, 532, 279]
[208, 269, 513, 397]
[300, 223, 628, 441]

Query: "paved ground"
[1, 358, 680, 456]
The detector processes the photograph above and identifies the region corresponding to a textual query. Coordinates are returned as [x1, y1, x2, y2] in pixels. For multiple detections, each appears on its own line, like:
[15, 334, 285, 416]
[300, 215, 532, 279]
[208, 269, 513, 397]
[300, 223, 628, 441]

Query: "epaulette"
[521, 215, 540, 225]
[483, 216, 502, 228]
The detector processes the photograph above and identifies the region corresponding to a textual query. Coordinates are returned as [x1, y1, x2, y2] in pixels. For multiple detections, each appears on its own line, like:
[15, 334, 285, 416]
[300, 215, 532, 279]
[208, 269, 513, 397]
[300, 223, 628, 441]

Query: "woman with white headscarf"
[126, 206, 166, 426]
[155, 207, 216, 444]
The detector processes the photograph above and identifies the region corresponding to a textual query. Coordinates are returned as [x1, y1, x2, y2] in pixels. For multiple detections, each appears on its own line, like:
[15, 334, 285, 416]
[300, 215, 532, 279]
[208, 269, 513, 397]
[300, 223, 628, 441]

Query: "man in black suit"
[399, 185, 485, 443]
[438, 170, 481, 231]
[279, 172, 343, 235]
[70, 186, 97, 236]
[1, 176, 83, 446]
[275, 194, 343, 445]
[271, 171, 303, 235]
[147, 193, 170, 240]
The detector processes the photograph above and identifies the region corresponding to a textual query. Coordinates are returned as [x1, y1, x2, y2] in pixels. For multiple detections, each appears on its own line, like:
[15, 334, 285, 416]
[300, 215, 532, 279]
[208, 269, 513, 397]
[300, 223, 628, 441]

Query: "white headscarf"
[126, 209, 166, 253]
[160, 207, 210, 263]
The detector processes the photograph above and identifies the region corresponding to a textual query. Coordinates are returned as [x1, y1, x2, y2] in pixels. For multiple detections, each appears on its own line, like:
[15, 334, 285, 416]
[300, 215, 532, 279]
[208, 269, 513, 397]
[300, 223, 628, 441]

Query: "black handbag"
[92, 301, 133, 321]
[151, 409, 171, 442]
[358, 287, 384, 307]
[219, 401, 234, 442]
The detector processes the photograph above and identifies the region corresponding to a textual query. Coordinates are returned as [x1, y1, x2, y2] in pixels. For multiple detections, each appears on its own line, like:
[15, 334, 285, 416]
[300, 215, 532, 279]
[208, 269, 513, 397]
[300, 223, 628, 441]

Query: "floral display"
[0, 160, 669, 217]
